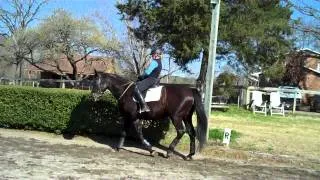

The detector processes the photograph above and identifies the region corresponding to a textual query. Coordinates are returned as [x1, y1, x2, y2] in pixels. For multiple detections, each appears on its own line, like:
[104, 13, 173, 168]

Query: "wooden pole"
[204, 0, 221, 140]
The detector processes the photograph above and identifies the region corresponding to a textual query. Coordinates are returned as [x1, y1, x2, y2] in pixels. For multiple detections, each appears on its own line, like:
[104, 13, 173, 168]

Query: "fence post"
[60, 80, 65, 89]
[293, 89, 297, 114]
[246, 86, 252, 108]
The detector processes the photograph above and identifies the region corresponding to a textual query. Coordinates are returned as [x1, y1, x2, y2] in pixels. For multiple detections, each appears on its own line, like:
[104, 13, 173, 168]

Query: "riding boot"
[134, 86, 151, 113]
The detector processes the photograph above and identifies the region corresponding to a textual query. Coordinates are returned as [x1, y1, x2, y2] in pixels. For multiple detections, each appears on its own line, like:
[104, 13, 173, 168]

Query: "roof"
[304, 66, 320, 75]
[286, 49, 320, 74]
[297, 48, 320, 57]
[26, 55, 115, 75]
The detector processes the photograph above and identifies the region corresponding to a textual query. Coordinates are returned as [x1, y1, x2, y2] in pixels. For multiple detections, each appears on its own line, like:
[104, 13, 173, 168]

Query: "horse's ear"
[94, 69, 98, 77]
[94, 69, 101, 78]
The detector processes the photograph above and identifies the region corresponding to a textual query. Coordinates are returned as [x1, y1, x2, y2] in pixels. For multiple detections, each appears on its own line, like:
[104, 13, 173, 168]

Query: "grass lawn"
[160, 105, 320, 162]
[210, 106, 320, 159]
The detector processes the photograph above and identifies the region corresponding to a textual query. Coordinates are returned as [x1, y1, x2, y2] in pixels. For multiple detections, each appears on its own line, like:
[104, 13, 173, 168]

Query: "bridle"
[118, 81, 135, 100]
[97, 76, 107, 94]
[93, 76, 109, 96]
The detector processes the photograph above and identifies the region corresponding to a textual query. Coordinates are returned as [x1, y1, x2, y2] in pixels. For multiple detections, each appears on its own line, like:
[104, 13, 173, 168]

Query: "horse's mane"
[102, 73, 131, 84]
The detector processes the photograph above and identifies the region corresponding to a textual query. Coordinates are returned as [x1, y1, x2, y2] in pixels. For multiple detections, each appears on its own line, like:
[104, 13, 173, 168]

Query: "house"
[246, 49, 320, 109]
[282, 48, 320, 108]
[297, 49, 320, 91]
[24, 55, 116, 88]
[296, 49, 320, 108]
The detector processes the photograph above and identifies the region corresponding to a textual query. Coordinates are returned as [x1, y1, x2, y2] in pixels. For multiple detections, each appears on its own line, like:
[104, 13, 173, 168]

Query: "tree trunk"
[197, 49, 209, 95]
[14, 62, 19, 85]
[70, 62, 78, 87]
[19, 61, 23, 85]
[14, 57, 23, 85]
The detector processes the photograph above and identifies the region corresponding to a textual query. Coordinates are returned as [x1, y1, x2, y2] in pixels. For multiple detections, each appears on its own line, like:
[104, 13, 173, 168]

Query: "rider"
[134, 48, 163, 113]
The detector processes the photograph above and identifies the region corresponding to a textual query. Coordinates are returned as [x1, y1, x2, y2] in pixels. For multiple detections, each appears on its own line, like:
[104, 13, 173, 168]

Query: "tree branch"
[73, 49, 99, 63]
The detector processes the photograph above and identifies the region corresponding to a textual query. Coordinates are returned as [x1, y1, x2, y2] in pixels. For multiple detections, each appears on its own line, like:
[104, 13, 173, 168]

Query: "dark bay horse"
[91, 72, 207, 160]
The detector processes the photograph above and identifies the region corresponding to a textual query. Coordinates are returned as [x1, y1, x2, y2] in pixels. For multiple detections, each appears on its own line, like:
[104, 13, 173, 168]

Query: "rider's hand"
[138, 75, 145, 81]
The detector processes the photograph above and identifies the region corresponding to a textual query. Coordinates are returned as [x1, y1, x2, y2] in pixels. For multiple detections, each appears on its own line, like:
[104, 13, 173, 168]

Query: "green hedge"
[0, 85, 169, 142]
[0, 85, 117, 132]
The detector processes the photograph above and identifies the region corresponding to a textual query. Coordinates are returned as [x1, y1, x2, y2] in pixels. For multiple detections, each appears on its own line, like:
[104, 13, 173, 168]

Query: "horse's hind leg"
[167, 116, 185, 158]
[133, 119, 154, 155]
[184, 115, 196, 160]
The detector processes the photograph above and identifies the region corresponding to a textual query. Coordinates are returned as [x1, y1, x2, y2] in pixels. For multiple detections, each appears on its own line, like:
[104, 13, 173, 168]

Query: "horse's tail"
[192, 89, 208, 151]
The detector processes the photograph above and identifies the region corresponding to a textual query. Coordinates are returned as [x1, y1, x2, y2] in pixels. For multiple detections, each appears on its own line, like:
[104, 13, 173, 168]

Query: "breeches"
[136, 77, 158, 92]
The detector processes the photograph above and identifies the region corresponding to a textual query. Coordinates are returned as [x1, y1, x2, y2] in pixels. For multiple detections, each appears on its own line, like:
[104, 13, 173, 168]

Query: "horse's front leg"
[117, 117, 130, 151]
[133, 119, 155, 155]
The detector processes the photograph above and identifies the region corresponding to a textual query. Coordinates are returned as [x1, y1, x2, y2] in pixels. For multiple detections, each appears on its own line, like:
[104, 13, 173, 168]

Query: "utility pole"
[204, 0, 221, 126]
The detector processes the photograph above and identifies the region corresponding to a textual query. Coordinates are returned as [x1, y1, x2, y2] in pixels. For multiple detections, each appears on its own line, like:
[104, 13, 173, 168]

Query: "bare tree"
[0, 0, 48, 80]
[285, 0, 320, 43]
[31, 9, 120, 83]
[282, 51, 307, 87]
[0, 0, 48, 34]
[115, 18, 151, 80]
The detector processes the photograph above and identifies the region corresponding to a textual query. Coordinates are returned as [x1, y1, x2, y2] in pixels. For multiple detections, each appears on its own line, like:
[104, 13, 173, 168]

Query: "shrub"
[0, 86, 117, 132]
[209, 128, 240, 143]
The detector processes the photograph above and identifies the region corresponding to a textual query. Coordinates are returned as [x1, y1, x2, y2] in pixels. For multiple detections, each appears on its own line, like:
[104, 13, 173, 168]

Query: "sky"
[40, 0, 124, 32]
[290, 0, 320, 51]
[2, 0, 319, 78]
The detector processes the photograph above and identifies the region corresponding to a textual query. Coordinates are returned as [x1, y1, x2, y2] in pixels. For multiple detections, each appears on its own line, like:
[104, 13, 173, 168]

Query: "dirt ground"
[0, 128, 319, 179]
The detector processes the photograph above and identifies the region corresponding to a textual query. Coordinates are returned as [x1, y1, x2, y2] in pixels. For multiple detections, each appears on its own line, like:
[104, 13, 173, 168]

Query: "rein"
[118, 81, 135, 100]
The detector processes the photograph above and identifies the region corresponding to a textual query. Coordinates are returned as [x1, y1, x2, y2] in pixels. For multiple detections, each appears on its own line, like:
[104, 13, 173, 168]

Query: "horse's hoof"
[186, 155, 193, 161]
[149, 150, 156, 157]
[166, 151, 172, 159]
[180, 155, 187, 160]
[63, 133, 75, 140]
[182, 155, 193, 161]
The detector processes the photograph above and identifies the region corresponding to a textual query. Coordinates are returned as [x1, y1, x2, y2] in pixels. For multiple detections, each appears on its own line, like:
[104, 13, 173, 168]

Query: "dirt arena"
[0, 128, 319, 179]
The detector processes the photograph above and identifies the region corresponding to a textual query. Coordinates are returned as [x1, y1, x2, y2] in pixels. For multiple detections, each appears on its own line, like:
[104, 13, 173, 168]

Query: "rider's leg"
[134, 77, 157, 113]
[133, 86, 150, 113]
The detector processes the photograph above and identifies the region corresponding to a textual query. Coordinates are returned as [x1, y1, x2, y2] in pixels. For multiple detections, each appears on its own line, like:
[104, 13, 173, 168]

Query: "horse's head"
[91, 71, 110, 101]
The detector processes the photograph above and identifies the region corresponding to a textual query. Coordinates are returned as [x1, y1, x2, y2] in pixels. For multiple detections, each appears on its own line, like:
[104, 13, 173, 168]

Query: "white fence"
[0, 77, 92, 90]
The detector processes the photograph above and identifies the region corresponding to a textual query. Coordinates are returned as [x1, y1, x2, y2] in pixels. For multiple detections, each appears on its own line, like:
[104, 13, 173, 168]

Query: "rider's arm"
[143, 60, 158, 76]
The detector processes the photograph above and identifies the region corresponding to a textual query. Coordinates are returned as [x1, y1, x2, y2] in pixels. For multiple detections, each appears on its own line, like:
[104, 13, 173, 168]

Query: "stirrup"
[139, 106, 151, 113]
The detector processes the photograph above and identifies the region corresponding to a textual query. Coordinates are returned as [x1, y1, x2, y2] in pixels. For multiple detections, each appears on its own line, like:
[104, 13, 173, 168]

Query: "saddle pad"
[133, 86, 163, 103]
[145, 86, 163, 102]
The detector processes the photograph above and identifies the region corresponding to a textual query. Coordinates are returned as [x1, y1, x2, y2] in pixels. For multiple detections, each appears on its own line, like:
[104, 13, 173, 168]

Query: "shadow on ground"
[63, 96, 173, 157]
